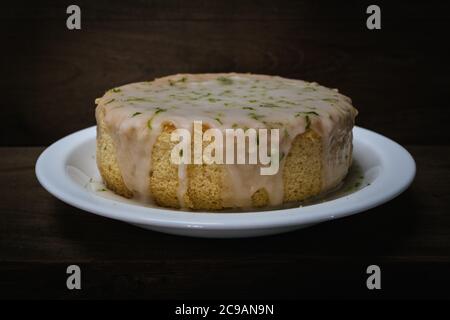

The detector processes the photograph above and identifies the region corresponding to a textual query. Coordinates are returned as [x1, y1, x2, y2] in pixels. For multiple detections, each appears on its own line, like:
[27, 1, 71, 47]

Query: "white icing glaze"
[95, 73, 357, 208]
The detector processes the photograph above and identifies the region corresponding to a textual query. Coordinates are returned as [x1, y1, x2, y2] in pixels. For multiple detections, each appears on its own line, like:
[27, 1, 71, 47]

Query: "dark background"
[1, 0, 450, 300]
[2, 0, 450, 146]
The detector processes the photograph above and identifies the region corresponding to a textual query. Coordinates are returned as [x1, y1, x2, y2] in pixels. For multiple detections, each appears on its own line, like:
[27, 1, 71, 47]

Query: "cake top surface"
[95, 73, 357, 134]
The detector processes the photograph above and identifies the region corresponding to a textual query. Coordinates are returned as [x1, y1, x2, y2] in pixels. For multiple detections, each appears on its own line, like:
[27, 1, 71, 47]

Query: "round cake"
[95, 73, 357, 210]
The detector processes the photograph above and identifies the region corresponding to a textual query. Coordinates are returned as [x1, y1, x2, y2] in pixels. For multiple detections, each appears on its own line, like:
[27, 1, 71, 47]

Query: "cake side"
[96, 113, 329, 209]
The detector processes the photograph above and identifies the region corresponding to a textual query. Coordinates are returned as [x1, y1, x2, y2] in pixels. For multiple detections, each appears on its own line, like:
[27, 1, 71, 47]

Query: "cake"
[95, 73, 357, 210]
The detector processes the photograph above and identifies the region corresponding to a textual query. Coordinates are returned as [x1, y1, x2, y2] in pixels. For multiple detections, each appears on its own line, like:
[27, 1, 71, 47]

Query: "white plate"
[35, 126, 415, 238]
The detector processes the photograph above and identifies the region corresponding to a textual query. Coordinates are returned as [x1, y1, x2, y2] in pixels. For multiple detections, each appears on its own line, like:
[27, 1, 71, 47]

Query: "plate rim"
[35, 126, 416, 231]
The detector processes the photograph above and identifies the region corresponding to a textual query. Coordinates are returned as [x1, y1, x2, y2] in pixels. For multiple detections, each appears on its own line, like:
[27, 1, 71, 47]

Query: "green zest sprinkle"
[323, 98, 338, 103]
[104, 98, 115, 105]
[154, 107, 166, 114]
[243, 106, 254, 110]
[111, 88, 121, 93]
[217, 76, 233, 85]
[126, 97, 152, 102]
[259, 103, 279, 108]
[248, 112, 264, 121]
[215, 117, 223, 125]
[190, 93, 211, 101]
[131, 112, 142, 117]
[97, 188, 107, 192]
[208, 98, 219, 102]
[295, 111, 319, 117]
[305, 115, 311, 130]
[277, 99, 295, 105]
[147, 108, 167, 129]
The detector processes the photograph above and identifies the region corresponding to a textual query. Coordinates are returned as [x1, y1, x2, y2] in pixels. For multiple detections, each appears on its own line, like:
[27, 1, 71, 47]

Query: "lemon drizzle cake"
[95, 73, 358, 210]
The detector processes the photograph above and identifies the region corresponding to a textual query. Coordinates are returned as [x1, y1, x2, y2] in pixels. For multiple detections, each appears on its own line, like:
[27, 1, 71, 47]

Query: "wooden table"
[1, 145, 449, 299]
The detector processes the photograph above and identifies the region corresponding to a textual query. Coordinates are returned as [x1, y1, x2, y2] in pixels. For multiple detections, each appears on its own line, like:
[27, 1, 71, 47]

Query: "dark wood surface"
[1, 145, 449, 299]
[1, 0, 450, 299]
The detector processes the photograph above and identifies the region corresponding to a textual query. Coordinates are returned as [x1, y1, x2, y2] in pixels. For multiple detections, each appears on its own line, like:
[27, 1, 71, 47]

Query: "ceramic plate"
[35, 126, 415, 238]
